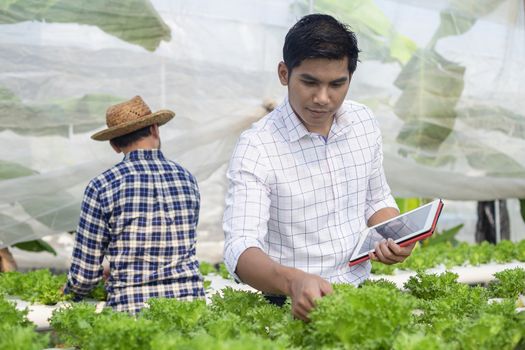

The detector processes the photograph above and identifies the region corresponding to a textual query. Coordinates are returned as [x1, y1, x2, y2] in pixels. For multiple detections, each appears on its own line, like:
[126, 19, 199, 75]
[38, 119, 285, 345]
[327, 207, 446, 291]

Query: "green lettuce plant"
[306, 284, 416, 350]
[0, 269, 106, 304]
[372, 238, 525, 275]
[488, 267, 525, 299]
[47, 280, 525, 350]
[0, 325, 50, 350]
[0, 294, 49, 350]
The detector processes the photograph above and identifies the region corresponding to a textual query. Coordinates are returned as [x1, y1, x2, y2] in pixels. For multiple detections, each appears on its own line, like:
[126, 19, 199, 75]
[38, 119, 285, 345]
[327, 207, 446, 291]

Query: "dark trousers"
[264, 294, 287, 307]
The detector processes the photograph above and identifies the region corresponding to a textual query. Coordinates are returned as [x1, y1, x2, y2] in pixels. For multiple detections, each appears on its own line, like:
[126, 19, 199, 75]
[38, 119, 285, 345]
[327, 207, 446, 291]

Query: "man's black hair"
[110, 125, 152, 148]
[283, 14, 359, 74]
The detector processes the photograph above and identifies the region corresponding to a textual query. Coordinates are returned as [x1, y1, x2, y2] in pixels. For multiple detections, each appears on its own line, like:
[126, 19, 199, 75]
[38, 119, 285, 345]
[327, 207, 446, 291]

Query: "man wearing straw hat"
[64, 96, 205, 313]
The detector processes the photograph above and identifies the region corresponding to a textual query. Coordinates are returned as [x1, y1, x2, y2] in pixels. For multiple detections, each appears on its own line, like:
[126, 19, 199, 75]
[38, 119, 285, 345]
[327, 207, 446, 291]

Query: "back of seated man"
[64, 96, 204, 313]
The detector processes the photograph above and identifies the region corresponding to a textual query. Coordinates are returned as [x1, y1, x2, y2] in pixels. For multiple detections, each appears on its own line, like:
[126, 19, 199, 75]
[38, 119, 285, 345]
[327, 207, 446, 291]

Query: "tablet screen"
[355, 203, 434, 257]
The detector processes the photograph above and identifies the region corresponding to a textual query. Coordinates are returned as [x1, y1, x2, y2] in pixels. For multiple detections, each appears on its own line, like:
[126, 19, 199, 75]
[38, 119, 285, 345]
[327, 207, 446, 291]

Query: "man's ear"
[150, 124, 160, 139]
[277, 61, 289, 86]
[110, 141, 121, 154]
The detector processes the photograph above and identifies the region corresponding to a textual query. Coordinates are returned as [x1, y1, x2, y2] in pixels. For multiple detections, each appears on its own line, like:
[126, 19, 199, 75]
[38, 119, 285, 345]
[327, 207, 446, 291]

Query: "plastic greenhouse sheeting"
[1, 0, 525, 249]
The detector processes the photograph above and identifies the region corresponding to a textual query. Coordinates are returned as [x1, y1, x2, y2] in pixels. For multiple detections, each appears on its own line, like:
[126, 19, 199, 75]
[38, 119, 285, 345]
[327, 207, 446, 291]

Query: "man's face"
[278, 57, 351, 136]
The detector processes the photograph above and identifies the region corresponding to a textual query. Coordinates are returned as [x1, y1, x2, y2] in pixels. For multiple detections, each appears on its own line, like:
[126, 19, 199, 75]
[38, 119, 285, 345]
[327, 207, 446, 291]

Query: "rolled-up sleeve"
[65, 181, 109, 296]
[223, 134, 271, 281]
[365, 120, 398, 222]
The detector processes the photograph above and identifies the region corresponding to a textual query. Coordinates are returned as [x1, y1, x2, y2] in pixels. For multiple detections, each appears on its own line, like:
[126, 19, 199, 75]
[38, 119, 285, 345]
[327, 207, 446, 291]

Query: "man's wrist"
[274, 264, 302, 296]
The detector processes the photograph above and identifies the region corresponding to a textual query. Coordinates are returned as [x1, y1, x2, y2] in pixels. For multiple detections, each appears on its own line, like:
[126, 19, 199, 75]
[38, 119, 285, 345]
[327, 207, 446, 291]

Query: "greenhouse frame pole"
[495, 199, 501, 243]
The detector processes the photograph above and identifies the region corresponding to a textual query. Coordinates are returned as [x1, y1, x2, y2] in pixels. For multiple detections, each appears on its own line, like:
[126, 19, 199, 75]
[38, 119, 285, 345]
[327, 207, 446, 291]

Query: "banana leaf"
[431, 0, 507, 45]
[454, 105, 525, 176]
[18, 191, 80, 231]
[0, 213, 57, 254]
[0, 86, 123, 137]
[394, 0, 507, 160]
[297, 0, 417, 64]
[463, 142, 525, 177]
[422, 223, 463, 248]
[394, 197, 421, 214]
[394, 49, 465, 152]
[13, 239, 57, 255]
[0, 162, 62, 247]
[456, 105, 525, 139]
[0, 0, 170, 51]
[0, 160, 37, 180]
[0, 213, 35, 247]
[0, 160, 80, 239]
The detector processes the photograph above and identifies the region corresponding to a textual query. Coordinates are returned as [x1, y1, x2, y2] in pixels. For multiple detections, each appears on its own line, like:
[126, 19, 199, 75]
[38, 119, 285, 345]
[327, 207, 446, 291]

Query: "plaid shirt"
[223, 98, 397, 286]
[65, 149, 204, 313]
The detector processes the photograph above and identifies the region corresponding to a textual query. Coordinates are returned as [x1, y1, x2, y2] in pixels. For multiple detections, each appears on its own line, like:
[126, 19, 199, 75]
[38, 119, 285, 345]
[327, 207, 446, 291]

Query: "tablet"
[349, 199, 444, 266]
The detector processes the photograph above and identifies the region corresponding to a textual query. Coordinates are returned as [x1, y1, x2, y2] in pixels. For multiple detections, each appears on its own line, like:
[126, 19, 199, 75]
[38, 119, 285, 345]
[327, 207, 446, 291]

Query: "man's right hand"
[235, 247, 333, 322]
[103, 265, 110, 282]
[288, 271, 333, 322]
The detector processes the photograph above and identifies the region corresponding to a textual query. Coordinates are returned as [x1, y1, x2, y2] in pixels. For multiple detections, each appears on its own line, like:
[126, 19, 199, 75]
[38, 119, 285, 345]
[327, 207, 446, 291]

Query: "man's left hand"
[369, 238, 415, 265]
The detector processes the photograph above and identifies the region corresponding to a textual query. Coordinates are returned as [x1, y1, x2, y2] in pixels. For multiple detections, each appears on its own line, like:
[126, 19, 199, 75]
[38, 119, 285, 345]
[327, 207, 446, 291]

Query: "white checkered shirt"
[65, 149, 204, 313]
[223, 98, 397, 285]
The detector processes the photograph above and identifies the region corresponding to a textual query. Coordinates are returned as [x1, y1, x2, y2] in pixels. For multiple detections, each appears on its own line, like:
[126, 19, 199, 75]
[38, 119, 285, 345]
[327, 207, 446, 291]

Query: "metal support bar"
[495, 199, 501, 243]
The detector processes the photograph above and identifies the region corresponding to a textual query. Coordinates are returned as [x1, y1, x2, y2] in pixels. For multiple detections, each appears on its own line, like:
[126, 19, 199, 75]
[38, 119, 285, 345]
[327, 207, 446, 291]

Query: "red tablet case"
[348, 200, 444, 267]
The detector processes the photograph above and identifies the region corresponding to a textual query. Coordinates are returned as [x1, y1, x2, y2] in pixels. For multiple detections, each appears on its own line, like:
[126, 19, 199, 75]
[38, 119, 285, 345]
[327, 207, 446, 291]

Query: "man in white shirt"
[223, 14, 415, 321]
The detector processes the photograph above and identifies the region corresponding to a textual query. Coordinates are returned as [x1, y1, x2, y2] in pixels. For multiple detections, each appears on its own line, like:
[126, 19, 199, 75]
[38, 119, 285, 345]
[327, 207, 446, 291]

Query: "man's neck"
[121, 137, 159, 154]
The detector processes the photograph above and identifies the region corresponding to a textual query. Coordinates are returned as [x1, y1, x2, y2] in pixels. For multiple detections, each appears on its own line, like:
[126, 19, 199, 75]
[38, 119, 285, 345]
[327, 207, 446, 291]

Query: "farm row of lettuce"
[0, 238, 523, 306]
[1, 268, 524, 350]
[0, 238, 524, 349]
[371, 231, 525, 275]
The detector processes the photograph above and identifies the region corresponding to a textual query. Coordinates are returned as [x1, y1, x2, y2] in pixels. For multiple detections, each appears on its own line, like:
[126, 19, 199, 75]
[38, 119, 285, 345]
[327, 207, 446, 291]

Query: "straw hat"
[91, 96, 175, 141]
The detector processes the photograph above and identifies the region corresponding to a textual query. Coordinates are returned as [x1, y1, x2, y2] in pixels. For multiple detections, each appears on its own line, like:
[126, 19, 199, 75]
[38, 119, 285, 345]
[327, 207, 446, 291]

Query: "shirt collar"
[281, 97, 355, 142]
[329, 106, 355, 139]
[282, 97, 311, 142]
[124, 149, 165, 161]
